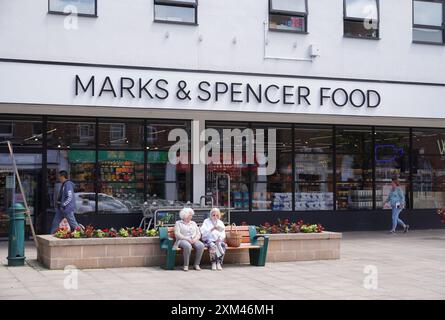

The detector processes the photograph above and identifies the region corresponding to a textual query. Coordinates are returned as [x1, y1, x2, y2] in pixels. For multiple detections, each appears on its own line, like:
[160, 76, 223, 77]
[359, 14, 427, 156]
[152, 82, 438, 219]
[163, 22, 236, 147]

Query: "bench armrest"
[252, 234, 269, 246]
[160, 238, 175, 251]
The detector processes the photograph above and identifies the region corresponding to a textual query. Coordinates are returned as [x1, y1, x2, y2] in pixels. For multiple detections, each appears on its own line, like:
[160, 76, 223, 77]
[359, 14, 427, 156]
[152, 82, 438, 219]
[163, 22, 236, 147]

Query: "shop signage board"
[1, 61, 445, 119]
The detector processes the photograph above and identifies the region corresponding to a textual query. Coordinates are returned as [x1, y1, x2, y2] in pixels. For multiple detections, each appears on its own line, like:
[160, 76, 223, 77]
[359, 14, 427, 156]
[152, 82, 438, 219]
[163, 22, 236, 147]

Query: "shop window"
[412, 154, 445, 208]
[374, 128, 410, 182]
[336, 154, 373, 210]
[48, 119, 96, 149]
[0, 118, 43, 147]
[48, 0, 97, 16]
[295, 182, 334, 211]
[344, 0, 379, 39]
[251, 125, 293, 211]
[147, 181, 191, 203]
[335, 126, 373, 210]
[154, 0, 197, 24]
[0, 153, 42, 237]
[413, 0, 444, 44]
[269, 0, 308, 33]
[336, 126, 373, 154]
[146, 122, 190, 151]
[98, 151, 144, 214]
[294, 126, 333, 153]
[47, 149, 96, 215]
[99, 120, 143, 149]
[78, 124, 95, 143]
[110, 124, 126, 144]
[0, 123, 13, 137]
[146, 121, 191, 203]
[205, 123, 251, 211]
[413, 128, 445, 156]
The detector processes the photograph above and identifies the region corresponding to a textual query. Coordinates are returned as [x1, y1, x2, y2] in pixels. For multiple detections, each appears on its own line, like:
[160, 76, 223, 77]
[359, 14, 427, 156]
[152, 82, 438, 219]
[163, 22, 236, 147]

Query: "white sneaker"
[194, 265, 202, 271]
[183, 266, 189, 271]
[211, 263, 217, 271]
[216, 263, 223, 271]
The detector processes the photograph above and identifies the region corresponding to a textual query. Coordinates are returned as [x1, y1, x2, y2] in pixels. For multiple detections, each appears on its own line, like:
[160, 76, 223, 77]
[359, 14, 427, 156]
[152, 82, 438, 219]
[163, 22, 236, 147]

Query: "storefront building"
[0, 0, 445, 235]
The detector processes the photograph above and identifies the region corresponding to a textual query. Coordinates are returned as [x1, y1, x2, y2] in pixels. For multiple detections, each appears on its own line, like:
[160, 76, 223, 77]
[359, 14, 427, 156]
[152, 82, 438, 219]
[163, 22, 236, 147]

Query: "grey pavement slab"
[0, 229, 444, 300]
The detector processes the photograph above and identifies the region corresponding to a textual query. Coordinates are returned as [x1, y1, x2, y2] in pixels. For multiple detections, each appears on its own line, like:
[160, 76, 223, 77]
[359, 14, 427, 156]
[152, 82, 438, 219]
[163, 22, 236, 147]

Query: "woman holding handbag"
[200, 208, 226, 271]
[385, 177, 409, 234]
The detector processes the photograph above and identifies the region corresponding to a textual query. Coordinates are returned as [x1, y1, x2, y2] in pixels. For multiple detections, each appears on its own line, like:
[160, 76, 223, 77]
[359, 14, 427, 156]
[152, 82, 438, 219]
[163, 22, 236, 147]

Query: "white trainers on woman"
[211, 263, 217, 270]
[216, 263, 223, 271]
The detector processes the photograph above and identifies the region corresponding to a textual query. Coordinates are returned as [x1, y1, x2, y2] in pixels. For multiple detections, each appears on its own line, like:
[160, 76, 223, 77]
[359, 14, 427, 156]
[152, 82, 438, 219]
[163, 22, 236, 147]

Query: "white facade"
[1, 0, 445, 203]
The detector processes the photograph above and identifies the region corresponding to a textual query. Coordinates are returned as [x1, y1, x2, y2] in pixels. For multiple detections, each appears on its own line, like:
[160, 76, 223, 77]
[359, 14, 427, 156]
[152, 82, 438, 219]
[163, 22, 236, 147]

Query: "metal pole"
[7, 141, 38, 249]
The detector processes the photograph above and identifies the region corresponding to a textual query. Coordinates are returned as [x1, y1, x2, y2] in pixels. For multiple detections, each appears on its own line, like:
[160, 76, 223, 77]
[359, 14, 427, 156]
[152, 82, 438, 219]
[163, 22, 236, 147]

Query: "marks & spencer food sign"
[75, 75, 381, 109]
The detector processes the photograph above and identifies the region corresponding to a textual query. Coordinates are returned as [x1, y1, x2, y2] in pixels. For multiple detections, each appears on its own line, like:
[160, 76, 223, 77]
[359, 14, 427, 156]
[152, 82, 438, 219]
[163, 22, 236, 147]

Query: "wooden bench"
[159, 225, 269, 270]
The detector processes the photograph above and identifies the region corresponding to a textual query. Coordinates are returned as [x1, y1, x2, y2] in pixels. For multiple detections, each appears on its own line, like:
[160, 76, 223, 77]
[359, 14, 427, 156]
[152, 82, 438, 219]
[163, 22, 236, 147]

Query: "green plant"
[146, 228, 158, 237]
[118, 228, 129, 237]
[71, 227, 83, 238]
[54, 228, 70, 239]
[95, 229, 105, 238]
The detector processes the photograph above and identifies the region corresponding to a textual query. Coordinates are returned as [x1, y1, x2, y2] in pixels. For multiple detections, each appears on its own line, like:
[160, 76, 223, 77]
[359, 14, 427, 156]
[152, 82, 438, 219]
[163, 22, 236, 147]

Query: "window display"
[253, 183, 292, 211]
[98, 151, 144, 214]
[295, 183, 334, 211]
[337, 183, 373, 210]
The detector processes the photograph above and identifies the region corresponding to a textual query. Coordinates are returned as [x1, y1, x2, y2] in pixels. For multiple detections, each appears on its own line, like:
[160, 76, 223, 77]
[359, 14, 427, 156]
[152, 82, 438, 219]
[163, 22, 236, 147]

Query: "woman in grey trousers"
[174, 208, 205, 271]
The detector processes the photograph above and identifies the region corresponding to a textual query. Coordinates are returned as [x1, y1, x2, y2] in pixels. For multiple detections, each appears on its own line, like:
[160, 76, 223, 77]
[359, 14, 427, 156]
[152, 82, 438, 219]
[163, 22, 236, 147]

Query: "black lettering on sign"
[155, 79, 169, 100]
[120, 77, 135, 98]
[198, 81, 211, 102]
[75, 75, 95, 96]
[99, 76, 117, 97]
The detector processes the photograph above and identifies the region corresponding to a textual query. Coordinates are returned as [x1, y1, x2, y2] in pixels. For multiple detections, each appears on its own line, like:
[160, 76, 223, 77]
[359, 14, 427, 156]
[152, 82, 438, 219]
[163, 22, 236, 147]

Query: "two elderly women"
[174, 207, 226, 271]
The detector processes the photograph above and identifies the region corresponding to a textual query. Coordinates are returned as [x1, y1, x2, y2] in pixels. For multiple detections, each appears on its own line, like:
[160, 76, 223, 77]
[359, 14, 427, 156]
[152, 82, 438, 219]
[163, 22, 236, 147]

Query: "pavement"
[0, 229, 445, 300]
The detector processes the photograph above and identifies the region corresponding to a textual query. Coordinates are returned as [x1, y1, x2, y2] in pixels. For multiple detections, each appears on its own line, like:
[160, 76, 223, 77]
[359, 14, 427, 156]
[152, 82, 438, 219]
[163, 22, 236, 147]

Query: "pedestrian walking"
[50, 170, 80, 233]
[385, 177, 409, 234]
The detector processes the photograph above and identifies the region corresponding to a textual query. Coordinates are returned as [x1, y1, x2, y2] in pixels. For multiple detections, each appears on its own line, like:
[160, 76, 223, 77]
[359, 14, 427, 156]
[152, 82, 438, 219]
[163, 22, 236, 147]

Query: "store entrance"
[0, 153, 41, 238]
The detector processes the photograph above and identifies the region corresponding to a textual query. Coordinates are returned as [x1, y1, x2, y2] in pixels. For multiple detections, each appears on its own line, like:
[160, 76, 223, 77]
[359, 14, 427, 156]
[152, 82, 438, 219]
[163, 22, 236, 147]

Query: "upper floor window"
[344, 0, 379, 39]
[154, 0, 198, 25]
[269, 0, 308, 33]
[413, 0, 445, 44]
[48, 0, 97, 17]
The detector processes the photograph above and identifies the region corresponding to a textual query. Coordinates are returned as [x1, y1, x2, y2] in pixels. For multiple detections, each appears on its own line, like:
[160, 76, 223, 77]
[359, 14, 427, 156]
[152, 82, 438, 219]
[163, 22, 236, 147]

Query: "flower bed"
[53, 226, 158, 239]
[256, 219, 324, 234]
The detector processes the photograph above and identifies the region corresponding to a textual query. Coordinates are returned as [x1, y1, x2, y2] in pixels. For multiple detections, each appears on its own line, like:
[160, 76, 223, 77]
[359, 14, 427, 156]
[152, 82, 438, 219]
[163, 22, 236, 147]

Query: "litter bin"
[7, 203, 26, 266]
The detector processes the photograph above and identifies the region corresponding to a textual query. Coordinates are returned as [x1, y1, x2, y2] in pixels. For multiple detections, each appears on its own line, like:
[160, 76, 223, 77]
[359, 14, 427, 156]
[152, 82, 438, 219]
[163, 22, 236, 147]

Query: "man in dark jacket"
[50, 170, 80, 233]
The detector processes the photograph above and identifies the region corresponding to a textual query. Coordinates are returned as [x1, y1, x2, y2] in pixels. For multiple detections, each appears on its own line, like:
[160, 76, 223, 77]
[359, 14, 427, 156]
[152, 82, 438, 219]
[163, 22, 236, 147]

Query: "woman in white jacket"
[200, 208, 226, 270]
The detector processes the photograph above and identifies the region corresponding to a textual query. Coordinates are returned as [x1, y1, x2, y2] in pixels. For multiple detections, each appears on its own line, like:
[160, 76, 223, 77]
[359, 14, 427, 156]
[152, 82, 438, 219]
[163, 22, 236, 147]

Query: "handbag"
[225, 223, 242, 247]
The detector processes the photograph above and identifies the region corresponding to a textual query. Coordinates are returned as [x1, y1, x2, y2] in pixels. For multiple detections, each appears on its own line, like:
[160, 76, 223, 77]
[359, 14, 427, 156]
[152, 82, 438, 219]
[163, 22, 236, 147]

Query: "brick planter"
[37, 231, 342, 270]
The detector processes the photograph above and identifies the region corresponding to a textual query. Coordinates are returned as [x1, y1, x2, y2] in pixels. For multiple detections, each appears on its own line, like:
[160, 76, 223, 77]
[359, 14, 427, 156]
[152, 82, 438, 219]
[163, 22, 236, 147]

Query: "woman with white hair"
[174, 208, 204, 271]
[200, 208, 226, 271]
